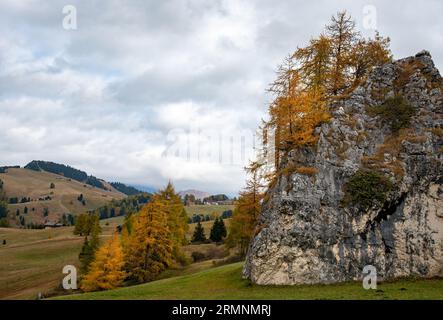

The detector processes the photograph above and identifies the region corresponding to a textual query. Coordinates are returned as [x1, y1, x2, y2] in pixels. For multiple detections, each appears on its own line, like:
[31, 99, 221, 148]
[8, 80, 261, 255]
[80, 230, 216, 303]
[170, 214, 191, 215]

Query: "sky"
[0, 0, 442, 195]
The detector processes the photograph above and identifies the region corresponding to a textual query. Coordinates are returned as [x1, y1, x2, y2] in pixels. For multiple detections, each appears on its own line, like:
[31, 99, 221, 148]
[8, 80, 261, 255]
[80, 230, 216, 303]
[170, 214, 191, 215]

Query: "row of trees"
[191, 217, 227, 243]
[79, 182, 189, 291]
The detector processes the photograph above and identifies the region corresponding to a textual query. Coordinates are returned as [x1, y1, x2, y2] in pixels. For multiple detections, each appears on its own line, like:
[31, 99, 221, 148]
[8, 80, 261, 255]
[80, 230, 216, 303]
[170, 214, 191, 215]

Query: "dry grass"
[295, 166, 319, 176]
[361, 129, 429, 180]
[0, 216, 123, 299]
[184, 204, 234, 219]
[429, 127, 443, 138]
[394, 60, 424, 89]
[0, 168, 125, 226]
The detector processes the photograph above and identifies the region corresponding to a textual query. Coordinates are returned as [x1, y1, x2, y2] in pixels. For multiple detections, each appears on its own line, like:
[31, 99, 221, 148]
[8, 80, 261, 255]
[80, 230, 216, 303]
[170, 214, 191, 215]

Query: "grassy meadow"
[55, 262, 443, 300]
[184, 204, 234, 218]
[0, 216, 124, 299]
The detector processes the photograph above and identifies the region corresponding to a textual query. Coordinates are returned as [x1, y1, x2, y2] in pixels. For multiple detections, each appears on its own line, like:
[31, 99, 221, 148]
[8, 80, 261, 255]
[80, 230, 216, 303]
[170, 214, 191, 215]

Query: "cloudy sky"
[0, 0, 442, 195]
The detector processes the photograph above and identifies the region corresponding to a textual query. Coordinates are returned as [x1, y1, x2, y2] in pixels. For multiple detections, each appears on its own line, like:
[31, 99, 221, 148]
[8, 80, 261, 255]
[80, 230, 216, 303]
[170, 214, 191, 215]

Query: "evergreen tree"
[78, 215, 101, 273]
[210, 217, 227, 242]
[81, 233, 126, 292]
[191, 221, 206, 243]
[0, 201, 7, 219]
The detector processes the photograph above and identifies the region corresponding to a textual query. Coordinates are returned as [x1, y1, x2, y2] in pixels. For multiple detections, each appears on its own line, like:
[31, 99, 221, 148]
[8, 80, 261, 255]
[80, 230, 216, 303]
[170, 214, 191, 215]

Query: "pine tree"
[81, 233, 126, 292]
[0, 201, 7, 219]
[191, 221, 206, 243]
[78, 215, 101, 273]
[209, 217, 227, 242]
[125, 198, 173, 283]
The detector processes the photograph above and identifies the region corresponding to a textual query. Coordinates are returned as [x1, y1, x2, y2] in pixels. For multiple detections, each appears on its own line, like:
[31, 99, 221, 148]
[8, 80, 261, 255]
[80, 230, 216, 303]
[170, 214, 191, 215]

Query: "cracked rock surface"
[244, 51, 443, 285]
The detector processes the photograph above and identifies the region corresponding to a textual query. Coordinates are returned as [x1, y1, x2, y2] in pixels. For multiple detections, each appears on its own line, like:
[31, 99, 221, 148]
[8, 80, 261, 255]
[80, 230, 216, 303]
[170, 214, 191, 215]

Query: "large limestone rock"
[244, 51, 443, 285]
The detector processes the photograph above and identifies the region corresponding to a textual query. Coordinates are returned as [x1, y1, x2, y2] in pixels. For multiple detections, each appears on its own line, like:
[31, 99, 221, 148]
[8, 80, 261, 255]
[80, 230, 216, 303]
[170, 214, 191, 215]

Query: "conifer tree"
[209, 217, 227, 242]
[191, 221, 206, 243]
[81, 233, 126, 292]
[227, 162, 264, 256]
[78, 215, 101, 273]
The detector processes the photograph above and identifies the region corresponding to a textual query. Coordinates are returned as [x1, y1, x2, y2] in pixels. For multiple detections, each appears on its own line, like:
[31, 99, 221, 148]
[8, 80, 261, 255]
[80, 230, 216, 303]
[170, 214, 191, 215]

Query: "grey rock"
[244, 52, 443, 285]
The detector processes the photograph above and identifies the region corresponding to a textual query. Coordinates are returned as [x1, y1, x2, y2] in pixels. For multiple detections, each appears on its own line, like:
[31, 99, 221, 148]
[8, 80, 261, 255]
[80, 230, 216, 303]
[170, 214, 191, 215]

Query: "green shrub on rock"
[367, 95, 415, 132]
[343, 170, 393, 209]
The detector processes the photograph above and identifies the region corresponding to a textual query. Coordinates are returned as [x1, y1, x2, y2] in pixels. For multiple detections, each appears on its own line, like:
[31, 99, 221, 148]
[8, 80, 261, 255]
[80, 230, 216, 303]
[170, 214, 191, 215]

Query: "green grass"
[55, 262, 443, 300]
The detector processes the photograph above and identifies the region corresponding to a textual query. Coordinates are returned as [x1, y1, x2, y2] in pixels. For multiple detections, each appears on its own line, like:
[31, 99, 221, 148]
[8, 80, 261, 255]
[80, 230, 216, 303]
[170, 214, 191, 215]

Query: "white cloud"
[0, 0, 442, 195]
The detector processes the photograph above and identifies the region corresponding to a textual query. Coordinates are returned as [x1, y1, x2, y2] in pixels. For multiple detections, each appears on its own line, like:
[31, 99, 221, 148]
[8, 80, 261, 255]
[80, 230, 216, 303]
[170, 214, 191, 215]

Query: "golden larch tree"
[81, 233, 126, 292]
[125, 197, 173, 283]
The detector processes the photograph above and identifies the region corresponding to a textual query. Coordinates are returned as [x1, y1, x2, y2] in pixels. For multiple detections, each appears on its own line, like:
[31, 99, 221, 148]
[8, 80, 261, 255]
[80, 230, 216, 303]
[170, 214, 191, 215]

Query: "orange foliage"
[81, 233, 126, 292]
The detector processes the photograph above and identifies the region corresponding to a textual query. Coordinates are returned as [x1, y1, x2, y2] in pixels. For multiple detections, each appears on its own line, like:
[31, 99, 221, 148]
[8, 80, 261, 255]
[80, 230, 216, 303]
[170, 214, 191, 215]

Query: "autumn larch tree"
[157, 182, 189, 263]
[125, 197, 173, 283]
[227, 162, 264, 256]
[81, 233, 126, 292]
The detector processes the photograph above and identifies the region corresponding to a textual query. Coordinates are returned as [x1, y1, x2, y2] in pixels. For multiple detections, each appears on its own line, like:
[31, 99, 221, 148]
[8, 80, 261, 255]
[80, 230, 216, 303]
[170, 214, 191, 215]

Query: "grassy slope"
[185, 204, 234, 218]
[0, 168, 125, 226]
[0, 216, 124, 299]
[56, 262, 443, 300]
[186, 219, 231, 240]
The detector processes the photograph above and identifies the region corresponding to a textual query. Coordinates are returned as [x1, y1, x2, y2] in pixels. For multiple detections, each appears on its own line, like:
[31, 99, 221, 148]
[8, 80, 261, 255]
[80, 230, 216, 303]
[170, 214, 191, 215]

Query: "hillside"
[0, 168, 125, 227]
[185, 204, 234, 219]
[0, 216, 124, 299]
[55, 262, 443, 300]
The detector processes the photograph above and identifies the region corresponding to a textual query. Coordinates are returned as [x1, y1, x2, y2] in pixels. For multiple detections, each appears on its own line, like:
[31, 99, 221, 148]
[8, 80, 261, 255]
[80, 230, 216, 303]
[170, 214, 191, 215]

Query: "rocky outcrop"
[244, 51, 443, 285]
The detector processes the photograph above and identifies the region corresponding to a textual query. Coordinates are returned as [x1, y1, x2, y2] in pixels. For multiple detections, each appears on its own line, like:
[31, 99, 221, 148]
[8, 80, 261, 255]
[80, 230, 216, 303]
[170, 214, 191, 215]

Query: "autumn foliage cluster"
[80, 182, 188, 291]
[266, 11, 391, 165]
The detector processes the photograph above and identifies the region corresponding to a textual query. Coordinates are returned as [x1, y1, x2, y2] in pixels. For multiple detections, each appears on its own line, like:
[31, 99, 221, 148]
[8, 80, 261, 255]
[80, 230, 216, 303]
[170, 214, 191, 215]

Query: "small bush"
[367, 95, 415, 132]
[343, 170, 393, 209]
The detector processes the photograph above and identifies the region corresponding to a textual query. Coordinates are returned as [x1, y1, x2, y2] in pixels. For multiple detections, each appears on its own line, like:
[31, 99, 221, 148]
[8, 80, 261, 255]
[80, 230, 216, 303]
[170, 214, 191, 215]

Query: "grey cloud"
[1, 0, 442, 194]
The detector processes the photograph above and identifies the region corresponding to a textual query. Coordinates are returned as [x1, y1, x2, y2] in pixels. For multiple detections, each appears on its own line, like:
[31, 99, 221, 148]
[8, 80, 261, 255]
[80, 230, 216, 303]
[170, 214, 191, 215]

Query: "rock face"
[244, 51, 443, 285]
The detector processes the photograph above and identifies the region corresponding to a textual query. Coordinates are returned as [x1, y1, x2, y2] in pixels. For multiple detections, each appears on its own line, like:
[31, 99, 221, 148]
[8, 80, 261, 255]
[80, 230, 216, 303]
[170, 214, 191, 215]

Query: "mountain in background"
[178, 189, 211, 200]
